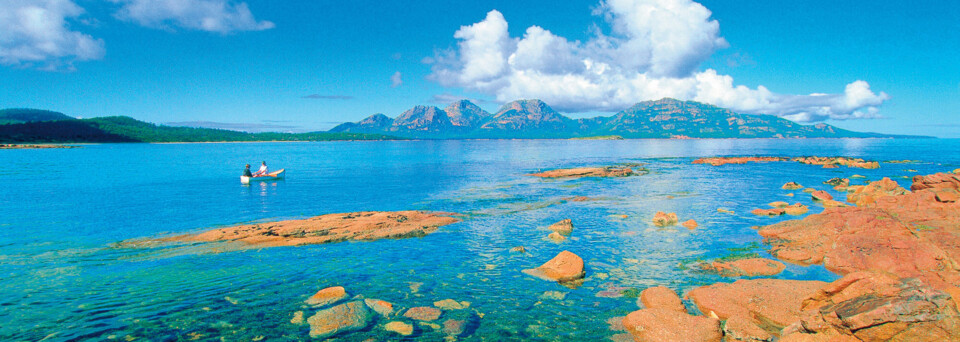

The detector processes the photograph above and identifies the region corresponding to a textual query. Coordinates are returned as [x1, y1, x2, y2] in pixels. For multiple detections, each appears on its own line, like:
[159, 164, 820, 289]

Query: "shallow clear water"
[2, 139, 958, 341]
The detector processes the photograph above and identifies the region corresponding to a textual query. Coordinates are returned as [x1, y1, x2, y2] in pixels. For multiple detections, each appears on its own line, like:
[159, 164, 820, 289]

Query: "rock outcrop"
[138, 211, 461, 249]
[811, 190, 833, 202]
[693, 156, 880, 169]
[522, 250, 585, 283]
[639, 286, 686, 313]
[758, 175, 960, 289]
[686, 279, 827, 338]
[781, 271, 960, 341]
[782, 182, 804, 190]
[622, 308, 723, 342]
[384, 321, 414, 336]
[845, 177, 909, 207]
[682, 219, 699, 229]
[547, 219, 573, 235]
[911, 172, 960, 191]
[529, 166, 638, 178]
[307, 301, 374, 338]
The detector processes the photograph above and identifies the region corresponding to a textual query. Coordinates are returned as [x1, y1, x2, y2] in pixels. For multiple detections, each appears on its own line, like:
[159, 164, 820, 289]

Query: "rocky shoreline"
[0, 143, 77, 149]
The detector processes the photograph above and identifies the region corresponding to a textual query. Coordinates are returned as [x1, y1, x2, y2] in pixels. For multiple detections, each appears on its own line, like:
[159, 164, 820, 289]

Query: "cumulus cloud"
[391, 71, 402, 87]
[427, 0, 888, 122]
[111, 0, 274, 33]
[0, 0, 105, 70]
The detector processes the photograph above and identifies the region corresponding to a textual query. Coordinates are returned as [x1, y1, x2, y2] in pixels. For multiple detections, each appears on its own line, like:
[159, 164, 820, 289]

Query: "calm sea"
[2, 139, 958, 341]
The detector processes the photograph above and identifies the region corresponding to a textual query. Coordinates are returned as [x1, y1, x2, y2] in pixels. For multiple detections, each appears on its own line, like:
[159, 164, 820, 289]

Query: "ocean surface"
[2, 139, 958, 341]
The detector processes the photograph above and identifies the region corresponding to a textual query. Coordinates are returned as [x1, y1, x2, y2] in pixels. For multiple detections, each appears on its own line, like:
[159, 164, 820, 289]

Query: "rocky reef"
[529, 165, 643, 179]
[126, 211, 461, 249]
[693, 156, 880, 169]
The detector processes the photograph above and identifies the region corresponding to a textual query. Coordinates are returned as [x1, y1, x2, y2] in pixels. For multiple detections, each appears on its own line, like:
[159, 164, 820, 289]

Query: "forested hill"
[0, 114, 399, 143]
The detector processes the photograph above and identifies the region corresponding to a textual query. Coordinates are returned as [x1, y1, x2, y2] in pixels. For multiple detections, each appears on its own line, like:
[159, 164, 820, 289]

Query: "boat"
[241, 169, 285, 184]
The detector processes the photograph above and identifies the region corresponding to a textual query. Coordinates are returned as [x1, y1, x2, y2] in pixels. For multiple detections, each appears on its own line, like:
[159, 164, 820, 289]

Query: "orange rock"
[530, 166, 636, 178]
[781, 271, 960, 341]
[911, 172, 960, 191]
[717, 208, 735, 214]
[522, 250, 585, 283]
[846, 177, 908, 207]
[363, 298, 394, 317]
[769, 201, 789, 208]
[820, 199, 848, 208]
[692, 156, 786, 166]
[652, 211, 678, 226]
[306, 286, 348, 306]
[935, 189, 959, 203]
[751, 208, 785, 216]
[639, 286, 686, 313]
[686, 279, 827, 333]
[698, 258, 786, 277]
[140, 211, 460, 249]
[622, 308, 722, 342]
[723, 315, 773, 341]
[682, 219, 698, 229]
[782, 182, 804, 190]
[759, 181, 960, 289]
[783, 203, 809, 215]
[811, 190, 833, 201]
[403, 306, 441, 321]
[547, 219, 573, 235]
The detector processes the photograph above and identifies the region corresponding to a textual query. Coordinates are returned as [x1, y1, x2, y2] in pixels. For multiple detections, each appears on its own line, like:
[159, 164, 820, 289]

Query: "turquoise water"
[2, 139, 958, 341]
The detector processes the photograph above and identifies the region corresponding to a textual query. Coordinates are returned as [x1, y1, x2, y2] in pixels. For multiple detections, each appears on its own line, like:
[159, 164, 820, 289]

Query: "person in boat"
[253, 161, 268, 176]
[243, 164, 253, 177]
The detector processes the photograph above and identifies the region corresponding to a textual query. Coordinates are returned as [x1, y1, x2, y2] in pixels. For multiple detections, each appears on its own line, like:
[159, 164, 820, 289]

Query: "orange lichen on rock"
[139, 211, 461, 249]
[529, 166, 637, 178]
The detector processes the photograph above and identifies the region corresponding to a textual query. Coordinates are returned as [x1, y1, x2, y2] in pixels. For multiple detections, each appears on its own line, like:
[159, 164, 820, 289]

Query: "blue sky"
[1, 0, 958, 137]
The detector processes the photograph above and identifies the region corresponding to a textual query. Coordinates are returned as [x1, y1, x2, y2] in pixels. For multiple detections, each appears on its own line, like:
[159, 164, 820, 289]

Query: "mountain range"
[331, 98, 922, 139]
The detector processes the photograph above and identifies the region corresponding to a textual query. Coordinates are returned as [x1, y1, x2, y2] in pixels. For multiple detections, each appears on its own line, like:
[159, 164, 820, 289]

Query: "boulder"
[652, 211, 679, 226]
[363, 298, 394, 317]
[781, 271, 960, 341]
[697, 258, 786, 277]
[824, 178, 849, 188]
[751, 208, 785, 216]
[811, 190, 833, 201]
[846, 177, 909, 207]
[442, 319, 467, 336]
[306, 286, 348, 307]
[522, 250, 585, 283]
[510, 246, 527, 253]
[403, 306, 442, 321]
[307, 301, 373, 339]
[782, 203, 809, 216]
[547, 219, 573, 235]
[622, 308, 722, 342]
[911, 172, 960, 191]
[384, 321, 414, 336]
[782, 182, 804, 190]
[686, 279, 827, 334]
[638, 286, 686, 313]
[682, 219, 698, 229]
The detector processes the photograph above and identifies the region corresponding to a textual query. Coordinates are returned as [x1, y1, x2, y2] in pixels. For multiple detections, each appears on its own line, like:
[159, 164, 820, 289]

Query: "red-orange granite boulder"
[911, 172, 960, 191]
[845, 177, 909, 207]
[686, 279, 827, 336]
[697, 258, 786, 277]
[522, 250, 585, 283]
[306, 286, 348, 306]
[682, 219, 699, 229]
[639, 286, 686, 313]
[547, 219, 573, 235]
[622, 308, 722, 342]
[781, 271, 960, 341]
[810, 190, 833, 201]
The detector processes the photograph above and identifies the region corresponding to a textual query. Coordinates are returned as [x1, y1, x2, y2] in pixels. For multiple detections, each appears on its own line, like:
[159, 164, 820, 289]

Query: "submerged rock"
[522, 250, 585, 283]
[433, 299, 470, 310]
[290, 311, 305, 325]
[824, 177, 850, 188]
[768, 201, 789, 208]
[404, 306, 442, 321]
[384, 321, 414, 336]
[306, 286, 348, 307]
[682, 219, 698, 229]
[622, 308, 722, 342]
[696, 258, 786, 277]
[509, 246, 527, 253]
[781, 271, 960, 341]
[529, 166, 638, 179]
[652, 211, 678, 226]
[140, 211, 461, 249]
[363, 298, 394, 317]
[547, 219, 573, 235]
[539, 291, 567, 301]
[442, 319, 467, 336]
[546, 232, 567, 243]
[638, 286, 686, 313]
[307, 301, 373, 339]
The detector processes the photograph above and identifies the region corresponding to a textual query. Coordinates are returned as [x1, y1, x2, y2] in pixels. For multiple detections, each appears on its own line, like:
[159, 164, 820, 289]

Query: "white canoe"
[241, 169, 285, 184]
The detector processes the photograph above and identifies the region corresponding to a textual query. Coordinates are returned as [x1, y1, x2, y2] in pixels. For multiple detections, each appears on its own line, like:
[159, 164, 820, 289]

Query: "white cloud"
[391, 71, 402, 87]
[111, 0, 274, 33]
[427, 0, 889, 122]
[0, 0, 105, 70]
